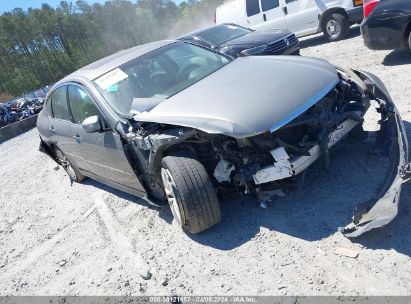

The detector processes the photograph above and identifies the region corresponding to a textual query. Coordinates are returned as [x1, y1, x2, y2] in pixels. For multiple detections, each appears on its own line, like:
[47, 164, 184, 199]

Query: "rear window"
[261, 0, 279, 11]
[195, 24, 251, 46]
[246, 0, 260, 17]
[46, 96, 53, 116]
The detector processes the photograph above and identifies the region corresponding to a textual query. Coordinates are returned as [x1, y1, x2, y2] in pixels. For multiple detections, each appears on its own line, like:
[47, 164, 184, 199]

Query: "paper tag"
[95, 68, 128, 90]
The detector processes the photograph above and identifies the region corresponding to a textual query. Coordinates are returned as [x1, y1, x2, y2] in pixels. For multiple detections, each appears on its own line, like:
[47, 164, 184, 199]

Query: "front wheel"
[161, 151, 221, 234]
[322, 13, 350, 41]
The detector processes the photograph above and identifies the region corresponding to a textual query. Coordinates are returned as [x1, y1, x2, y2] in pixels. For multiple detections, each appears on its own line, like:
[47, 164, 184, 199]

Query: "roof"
[61, 40, 175, 83]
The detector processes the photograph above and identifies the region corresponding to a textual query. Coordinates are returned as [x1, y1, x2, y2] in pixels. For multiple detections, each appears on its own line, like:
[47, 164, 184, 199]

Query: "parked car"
[37, 40, 409, 237]
[215, 0, 364, 41]
[361, 0, 411, 50]
[178, 23, 300, 57]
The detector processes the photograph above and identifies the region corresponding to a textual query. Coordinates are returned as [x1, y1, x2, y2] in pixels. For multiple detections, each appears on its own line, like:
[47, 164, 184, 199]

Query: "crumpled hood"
[222, 29, 291, 48]
[135, 56, 339, 138]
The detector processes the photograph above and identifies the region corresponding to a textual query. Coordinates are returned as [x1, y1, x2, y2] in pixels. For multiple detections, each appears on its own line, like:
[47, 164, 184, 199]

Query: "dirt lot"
[1, 28, 411, 296]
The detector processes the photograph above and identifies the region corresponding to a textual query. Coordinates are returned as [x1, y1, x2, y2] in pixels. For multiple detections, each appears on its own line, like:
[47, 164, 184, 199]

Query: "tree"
[0, 0, 224, 96]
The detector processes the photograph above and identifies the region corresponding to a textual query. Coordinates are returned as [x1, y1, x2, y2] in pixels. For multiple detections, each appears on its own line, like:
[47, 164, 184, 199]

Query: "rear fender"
[39, 137, 59, 164]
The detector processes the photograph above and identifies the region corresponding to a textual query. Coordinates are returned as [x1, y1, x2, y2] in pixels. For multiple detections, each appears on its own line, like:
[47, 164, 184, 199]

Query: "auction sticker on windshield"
[95, 68, 128, 90]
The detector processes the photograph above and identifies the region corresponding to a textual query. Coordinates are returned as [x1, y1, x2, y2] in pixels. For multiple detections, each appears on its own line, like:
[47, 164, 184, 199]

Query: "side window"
[261, 0, 279, 11]
[46, 96, 53, 116]
[51, 86, 71, 121]
[246, 0, 260, 17]
[68, 85, 100, 124]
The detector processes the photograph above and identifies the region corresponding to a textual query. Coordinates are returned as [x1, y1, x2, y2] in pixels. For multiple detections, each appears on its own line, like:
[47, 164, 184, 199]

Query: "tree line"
[0, 0, 223, 98]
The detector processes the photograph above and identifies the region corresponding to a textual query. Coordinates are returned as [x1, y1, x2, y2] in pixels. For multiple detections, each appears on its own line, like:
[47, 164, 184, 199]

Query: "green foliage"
[0, 0, 224, 96]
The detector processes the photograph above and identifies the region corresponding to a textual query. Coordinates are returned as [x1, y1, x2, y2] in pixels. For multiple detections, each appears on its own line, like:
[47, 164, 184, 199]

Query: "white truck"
[215, 0, 364, 41]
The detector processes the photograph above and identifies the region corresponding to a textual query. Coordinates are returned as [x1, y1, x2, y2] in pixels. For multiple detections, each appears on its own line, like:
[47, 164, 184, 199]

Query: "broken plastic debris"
[334, 246, 360, 258]
[213, 159, 235, 183]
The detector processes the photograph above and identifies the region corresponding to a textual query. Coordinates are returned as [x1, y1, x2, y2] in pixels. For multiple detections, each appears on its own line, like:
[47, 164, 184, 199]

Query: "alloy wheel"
[55, 149, 77, 181]
[160, 167, 183, 225]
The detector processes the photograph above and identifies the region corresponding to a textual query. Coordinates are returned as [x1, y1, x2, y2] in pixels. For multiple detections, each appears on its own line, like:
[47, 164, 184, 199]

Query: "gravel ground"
[0, 28, 411, 296]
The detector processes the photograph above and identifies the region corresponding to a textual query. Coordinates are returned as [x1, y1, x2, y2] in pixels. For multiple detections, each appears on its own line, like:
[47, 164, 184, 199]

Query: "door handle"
[73, 135, 82, 143]
[263, 13, 267, 21]
[283, 6, 288, 15]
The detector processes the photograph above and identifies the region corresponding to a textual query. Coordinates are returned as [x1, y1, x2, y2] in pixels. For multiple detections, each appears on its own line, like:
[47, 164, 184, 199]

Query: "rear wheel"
[161, 150, 221, 234]
[322, 13, 350, 41]
[54, 147, 85, 183]
[408, 30, 411, 50]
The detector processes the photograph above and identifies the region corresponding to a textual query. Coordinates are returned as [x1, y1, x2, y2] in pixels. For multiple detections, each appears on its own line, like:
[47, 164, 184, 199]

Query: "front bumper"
[281, 43, 300, 56]
[252, 69, 409, 237]
[342, 70, 410, 237]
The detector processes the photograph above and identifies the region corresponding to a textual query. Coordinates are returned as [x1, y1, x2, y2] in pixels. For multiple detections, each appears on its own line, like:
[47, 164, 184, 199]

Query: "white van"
[215, 0, 364, 41]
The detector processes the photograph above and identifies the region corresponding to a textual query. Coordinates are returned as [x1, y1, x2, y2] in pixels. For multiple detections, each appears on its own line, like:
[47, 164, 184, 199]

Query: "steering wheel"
[177, 63, 202, 80]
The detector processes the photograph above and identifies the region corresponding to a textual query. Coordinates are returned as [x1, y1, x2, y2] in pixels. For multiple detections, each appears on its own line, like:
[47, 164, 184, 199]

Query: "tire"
[54, 147, 86, 183]
[408, 31, 411, 51]
[322, 13, 350, 41]
[161, 150, 221, 234]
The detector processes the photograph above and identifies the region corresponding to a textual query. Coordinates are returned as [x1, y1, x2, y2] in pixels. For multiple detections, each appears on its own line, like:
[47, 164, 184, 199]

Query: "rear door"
[282, 0, 319, 36]
[254, 0, 287, 30]
[66, 84, 146, 195]
[48, 85, 75, 155]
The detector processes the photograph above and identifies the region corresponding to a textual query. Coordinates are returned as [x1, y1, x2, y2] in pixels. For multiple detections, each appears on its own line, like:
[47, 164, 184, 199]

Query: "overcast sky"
[0, 0, 185, 14]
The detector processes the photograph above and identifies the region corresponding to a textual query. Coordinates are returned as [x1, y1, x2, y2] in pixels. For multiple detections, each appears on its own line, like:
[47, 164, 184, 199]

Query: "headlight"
[240, 45, 268, 56]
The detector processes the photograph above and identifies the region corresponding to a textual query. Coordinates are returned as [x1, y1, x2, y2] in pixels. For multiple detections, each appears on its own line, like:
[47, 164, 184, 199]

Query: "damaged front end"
[128, 67, 409, 238]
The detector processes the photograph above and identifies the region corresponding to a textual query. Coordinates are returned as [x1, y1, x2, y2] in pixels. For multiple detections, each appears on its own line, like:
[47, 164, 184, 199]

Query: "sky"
[0, 0, 185, 14]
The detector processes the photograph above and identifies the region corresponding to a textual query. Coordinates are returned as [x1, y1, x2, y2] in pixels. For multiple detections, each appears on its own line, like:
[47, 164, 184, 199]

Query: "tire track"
[93, 192, 152, 280]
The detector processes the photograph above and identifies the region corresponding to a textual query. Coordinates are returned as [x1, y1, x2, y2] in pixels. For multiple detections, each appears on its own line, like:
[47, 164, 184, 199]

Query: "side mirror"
[81, 115, 101, 133]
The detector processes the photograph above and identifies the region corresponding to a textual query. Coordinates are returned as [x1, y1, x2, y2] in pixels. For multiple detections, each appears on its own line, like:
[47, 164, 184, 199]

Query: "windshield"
[94, 42, 230, 116]
[195, 24, 251, 46]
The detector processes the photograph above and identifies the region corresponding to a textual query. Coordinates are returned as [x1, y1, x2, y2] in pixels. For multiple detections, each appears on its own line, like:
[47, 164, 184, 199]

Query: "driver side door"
[66, 84, 146, 196]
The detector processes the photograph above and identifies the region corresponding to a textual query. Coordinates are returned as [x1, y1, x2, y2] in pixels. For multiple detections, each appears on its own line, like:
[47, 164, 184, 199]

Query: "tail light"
[214, 11, 217, 23]
[364, 0, 379, 18]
